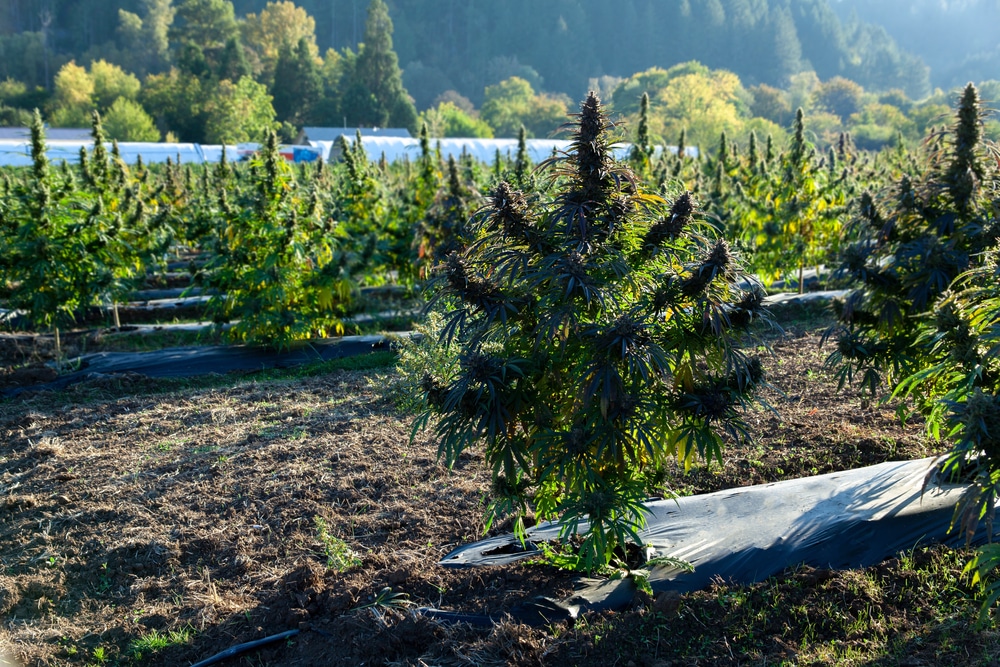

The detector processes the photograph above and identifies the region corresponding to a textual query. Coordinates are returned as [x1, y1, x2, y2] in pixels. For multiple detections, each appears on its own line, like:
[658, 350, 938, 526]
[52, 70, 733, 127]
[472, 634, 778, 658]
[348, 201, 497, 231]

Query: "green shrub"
[412, 93, 771, 570]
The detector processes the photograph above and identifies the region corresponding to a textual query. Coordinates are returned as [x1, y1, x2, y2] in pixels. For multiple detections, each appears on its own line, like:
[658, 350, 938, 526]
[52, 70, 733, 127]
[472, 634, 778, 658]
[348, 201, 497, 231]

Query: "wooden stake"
[54, 326, 61, 371]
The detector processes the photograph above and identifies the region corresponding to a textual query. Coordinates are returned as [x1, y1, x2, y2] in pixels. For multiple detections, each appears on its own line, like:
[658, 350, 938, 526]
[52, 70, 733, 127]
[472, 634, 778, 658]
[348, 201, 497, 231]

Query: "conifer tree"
[272, 37, 323, 127]
[217, 36, 251, 82]
[340, 0, 417, 132]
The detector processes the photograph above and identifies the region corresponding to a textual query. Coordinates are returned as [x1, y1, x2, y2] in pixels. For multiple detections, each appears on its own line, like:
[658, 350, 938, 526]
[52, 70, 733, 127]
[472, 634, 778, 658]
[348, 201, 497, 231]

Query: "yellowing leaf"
[318, 286, 333, 310]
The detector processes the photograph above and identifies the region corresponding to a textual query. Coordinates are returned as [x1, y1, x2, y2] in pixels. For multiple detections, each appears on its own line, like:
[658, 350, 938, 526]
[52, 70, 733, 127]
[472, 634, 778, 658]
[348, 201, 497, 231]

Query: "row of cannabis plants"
[0, 102, 947, 352]
[0, 113, 493, 348]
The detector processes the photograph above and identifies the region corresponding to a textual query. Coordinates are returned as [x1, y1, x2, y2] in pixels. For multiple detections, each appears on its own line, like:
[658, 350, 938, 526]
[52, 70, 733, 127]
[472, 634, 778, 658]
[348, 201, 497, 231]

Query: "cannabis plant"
[415, 155, 477, 278]
[78, 111, 172, 327]
[2, 111, 102, 349]
[204, 131, 348, 347]
[825, 85, 1000, 617]
[413, 94, 770, 569]
[827, 84, 999, 395]
[723, 109, 850, 288]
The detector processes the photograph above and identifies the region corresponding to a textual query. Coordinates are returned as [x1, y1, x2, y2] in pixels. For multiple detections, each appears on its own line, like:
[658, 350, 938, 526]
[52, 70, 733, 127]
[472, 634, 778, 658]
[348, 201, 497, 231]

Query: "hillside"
[1, 0, 930, 107]
[832, 0, 1000, 89]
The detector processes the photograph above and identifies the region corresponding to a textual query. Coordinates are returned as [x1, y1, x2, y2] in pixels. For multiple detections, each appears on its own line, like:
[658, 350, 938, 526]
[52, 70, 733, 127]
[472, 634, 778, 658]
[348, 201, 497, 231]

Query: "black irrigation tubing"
[186, 625, 336, 666]
[188, 629, 300, 667]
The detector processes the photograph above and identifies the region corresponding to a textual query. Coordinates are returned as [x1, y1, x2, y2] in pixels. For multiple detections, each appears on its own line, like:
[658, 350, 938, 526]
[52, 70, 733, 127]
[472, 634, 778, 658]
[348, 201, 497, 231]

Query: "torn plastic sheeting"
[436, 458, 994, 625]
[1, 334, 411, 397]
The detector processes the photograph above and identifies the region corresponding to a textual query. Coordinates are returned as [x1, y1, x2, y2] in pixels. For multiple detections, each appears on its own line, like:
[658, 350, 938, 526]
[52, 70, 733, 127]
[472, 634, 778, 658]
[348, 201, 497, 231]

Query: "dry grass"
[0, 321, 997, 665]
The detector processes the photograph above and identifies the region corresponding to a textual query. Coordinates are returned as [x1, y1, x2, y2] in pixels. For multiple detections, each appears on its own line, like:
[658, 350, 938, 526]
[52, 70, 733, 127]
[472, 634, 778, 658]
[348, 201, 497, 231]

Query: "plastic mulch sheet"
[1, 335, 400, 397]
[431, 457, 993, 625]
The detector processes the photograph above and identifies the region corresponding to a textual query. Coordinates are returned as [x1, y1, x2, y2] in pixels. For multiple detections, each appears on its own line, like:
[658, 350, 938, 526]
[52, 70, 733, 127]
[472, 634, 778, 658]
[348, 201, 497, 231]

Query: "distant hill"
[831, 0, 1000, 90]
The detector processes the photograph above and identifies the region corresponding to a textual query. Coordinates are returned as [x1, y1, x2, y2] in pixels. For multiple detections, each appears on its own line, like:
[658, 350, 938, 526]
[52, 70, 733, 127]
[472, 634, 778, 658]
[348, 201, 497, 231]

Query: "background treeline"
[0, 0, 996, 150]
[2, 1, 933, 114]
[0, 0, 934, 101]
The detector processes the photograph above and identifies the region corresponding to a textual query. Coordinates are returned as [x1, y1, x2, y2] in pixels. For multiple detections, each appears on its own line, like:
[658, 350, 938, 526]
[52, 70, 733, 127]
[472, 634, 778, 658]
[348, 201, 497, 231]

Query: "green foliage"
[415, 155, 477, 277]
[115, 0, 175, 77]
[828, 83, 998, 395]
[414, 94, 771, 570]
[331, 132, 402, 284]
[127, 627, 193, 661]
[338, 0, 417, 132]
[966, 542, 1000, 626]
[420, 101, 494, 139]
[697, 108, 851, 287]
[1, 112, 114, 332]
[813, 76, 865, 122]
[140, 69, 210, 143]
[392, 312, 462, 414]
[629, 91, 654, 176]
[48, 61, 95, 127]
[480, 76, 570, 138]
[203, 76, 277, 144]
[102, 98, 161, 142]
[202, 131, 349, 348]
[170, 0, 239, 55]
[241, 0, 318, 78]
[271, 36, 323, 127]
[89, 60, 142, 111]
[314, 516, 361, 571]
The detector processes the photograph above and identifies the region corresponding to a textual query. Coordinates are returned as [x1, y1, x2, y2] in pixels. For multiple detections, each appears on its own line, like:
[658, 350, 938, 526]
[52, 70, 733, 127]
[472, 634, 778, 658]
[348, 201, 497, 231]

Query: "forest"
[1, 0, 933, 101]
[832, 0, 1000, 89]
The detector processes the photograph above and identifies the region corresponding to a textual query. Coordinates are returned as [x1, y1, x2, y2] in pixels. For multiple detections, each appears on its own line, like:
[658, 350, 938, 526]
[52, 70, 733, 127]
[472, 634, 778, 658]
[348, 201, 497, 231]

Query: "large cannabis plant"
[825, 84, 1000, 616]
[413, 93, 770, 569]
[2, 111, 104, 349]
[827, 84, 999, 395]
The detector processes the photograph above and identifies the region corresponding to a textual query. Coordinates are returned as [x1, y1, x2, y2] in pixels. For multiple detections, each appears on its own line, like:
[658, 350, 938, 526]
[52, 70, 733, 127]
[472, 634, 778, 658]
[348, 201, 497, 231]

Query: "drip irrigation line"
[188, 629, 300, 667]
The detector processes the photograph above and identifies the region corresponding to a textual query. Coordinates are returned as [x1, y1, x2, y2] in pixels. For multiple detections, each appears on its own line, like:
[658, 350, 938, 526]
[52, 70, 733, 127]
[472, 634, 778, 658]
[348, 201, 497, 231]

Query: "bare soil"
[1, 318, 998, 666]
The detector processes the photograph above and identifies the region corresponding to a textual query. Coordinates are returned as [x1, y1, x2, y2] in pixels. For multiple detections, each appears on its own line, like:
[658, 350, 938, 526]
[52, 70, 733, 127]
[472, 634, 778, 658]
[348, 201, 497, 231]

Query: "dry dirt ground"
[1, 316, 999, 666]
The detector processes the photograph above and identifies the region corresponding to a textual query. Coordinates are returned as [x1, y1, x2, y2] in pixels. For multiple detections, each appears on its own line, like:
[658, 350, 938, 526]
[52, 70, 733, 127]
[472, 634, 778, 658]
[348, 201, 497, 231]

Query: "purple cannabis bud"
[644, 191, 696, 250]
[490, 181, 531, 237]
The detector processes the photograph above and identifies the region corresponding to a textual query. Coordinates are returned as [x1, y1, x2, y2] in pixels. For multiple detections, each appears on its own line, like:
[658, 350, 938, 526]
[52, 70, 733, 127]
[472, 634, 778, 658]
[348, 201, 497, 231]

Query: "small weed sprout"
[314, 516, 361, 572]
[354, 586, 414, 611]
[127, 627, 194, 661]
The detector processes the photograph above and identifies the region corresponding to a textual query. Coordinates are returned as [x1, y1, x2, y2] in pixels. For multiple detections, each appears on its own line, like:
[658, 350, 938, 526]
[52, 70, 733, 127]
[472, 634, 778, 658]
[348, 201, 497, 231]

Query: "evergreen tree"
[271, 37, 323, 127]
[169, 0, 241, 80]
[217, 36, 251, 82]
[340, 0, 417, 131]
